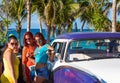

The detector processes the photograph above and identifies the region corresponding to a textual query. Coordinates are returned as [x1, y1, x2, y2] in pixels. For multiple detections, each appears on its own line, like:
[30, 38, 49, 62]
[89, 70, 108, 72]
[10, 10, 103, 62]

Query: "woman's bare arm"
[5, 51, 17, 83]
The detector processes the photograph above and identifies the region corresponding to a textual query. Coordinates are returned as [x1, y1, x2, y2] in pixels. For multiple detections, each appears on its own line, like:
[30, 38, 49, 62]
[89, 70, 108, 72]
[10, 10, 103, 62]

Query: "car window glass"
[66, 39, 120, 61]
[52, 42, 66, 60]
[53, 42, 63, 53]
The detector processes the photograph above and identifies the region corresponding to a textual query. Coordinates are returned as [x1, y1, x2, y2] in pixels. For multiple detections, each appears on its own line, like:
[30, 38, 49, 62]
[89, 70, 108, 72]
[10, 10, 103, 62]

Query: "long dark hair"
[2, 35, 17, 57]
[34, 32, 46, 45]
[8, 35, 17, 42]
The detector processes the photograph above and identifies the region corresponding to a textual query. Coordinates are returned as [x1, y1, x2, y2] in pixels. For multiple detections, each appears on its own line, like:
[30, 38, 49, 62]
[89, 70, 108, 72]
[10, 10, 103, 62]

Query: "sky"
[9, 13, 41, 29]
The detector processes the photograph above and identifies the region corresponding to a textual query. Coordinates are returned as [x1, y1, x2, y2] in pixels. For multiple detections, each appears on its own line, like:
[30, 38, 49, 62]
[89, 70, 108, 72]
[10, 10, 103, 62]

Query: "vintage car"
[50, 32, 120, 83]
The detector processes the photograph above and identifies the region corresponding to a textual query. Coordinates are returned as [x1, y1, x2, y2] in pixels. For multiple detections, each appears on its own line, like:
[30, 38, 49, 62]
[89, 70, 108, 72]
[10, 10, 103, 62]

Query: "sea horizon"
[8, 28, 93, 46]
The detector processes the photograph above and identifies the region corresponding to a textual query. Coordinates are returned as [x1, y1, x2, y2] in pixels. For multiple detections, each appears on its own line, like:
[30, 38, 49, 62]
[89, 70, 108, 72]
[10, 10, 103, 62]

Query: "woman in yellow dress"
[0, 35, 20, 83]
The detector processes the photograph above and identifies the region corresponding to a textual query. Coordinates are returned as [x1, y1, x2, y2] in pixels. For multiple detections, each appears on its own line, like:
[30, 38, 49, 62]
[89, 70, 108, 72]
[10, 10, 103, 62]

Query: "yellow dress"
[0, 48, 20, 83]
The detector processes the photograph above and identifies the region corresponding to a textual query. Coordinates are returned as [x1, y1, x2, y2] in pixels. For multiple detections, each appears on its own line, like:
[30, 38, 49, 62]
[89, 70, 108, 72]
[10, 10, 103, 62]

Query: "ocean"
[8, 28, 93, 46]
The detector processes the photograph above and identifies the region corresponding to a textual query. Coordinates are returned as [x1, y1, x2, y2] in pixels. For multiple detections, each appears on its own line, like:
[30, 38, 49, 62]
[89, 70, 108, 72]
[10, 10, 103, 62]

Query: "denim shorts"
[29, 65, 36, 81]
[36, 67, 49, 79]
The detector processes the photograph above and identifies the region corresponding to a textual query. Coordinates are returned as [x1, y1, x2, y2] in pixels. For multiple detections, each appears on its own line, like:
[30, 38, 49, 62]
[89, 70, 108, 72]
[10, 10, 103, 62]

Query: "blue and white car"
[50, 32, 120, 83]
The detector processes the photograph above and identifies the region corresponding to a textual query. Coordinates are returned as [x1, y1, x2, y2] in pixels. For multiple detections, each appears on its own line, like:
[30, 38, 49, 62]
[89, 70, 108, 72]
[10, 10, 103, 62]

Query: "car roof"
[56, 32, 120, 40]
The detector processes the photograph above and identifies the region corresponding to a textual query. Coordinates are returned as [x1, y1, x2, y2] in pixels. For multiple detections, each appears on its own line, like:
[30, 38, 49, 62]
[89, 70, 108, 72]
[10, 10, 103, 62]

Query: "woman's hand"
[26, 52, 30, 57]
[28, 57, 36, 64]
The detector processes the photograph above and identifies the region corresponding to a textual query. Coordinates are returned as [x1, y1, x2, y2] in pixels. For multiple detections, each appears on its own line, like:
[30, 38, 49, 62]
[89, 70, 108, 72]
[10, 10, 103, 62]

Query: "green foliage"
[78, 0, 111, 32]
[0, 29, 6, 45]
[2, 18, 11, 27]
[92, 12, 107, 31]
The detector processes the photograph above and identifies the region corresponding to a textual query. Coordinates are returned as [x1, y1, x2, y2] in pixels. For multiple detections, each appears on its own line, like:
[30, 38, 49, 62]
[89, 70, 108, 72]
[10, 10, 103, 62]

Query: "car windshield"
[66, 39, 120, 61]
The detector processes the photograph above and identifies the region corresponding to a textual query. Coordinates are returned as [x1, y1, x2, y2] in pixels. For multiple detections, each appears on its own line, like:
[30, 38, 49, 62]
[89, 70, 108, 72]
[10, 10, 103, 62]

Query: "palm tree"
[0, 0, 11, 37]
[78, 1, 90, 32]
[0, 20, 6, 45]
[44, 0, 55, 43]
[112, 0, 117, 32]
[2, 0, 27, 45]
[10, 0, 27, 45]
[32, 0, 79, 42]
[53, 0, 79, 34]
[31, 0, 46, 33]
[77, 0, 112, 32]
[26, 0, 31, 31]
[31, 0, 80, 42]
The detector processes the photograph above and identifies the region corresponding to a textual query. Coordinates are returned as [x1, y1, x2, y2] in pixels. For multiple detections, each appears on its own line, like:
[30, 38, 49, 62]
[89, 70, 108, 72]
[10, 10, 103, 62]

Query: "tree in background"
[26, 0, 31, 32]
[0, 20, 6, 45]
[7, 0, 27, 45]
[77, 0, 112, 32]
[112, 0, 116, 32]
[0, 0, 27, 46]
[1, 0, 120, 45]
[0, 0, 11, 37]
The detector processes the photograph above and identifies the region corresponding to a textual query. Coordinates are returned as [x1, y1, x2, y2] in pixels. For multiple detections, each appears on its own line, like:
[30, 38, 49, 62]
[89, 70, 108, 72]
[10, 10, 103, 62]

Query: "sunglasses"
[25, 38, 30, 41]
[10, 42, 18, 46]
[35, 40, 42, 44]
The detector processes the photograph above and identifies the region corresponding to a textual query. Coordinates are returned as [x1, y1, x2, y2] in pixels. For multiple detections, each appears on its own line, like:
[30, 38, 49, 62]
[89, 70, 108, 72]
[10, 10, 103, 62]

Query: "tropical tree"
[30, 0, 80, 43]
[112, 0, 117, 32]
[0, 0, 11, 37]
[78, 0, 90, 31]
[0, 20, 6, 45]
[77, 0, 112, 32]
[1, 0, 27, 45]
[47, 0, 80, 39]
[44, 0, 56, 43]
[117, 0, 120, 14]
[52, 0, 79, 34]
[9, 0, 27, 45]
[31, 0, 46, 33]
[26, 0, 31, 31]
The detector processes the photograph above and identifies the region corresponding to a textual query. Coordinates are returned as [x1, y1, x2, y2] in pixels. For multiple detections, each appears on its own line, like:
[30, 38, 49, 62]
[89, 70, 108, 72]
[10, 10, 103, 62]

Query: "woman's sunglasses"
[35, 40, 42, 44]
[10, 42, 18, 46]
[25, 38, 31, 41]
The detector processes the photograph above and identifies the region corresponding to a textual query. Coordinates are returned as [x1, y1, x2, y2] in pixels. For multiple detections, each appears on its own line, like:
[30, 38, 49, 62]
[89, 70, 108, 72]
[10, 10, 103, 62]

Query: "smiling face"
[35, 36, 43, 46]
[25, 35, 32, 45]
[8, 39, 18, 50]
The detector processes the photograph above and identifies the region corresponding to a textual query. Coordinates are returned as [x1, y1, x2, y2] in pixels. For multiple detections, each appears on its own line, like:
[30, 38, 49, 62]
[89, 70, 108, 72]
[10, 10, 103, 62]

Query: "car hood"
[68, 58, 120, 83]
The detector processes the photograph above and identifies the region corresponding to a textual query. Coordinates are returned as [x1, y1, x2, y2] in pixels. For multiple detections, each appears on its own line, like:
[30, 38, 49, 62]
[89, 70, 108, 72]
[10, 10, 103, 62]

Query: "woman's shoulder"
[5, 48, 13, 53]
[22, 46, 28, 50]
[3, 48, 13, 58]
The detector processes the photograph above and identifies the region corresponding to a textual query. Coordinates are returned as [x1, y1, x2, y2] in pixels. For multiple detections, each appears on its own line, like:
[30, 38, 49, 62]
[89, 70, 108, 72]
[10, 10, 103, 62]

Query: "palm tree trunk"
[18, 32, 21, 46]
[80, 20, 86, 32]
[47, 26, 51, 44]
[5, 15, 9, 37]
[26, 0, 31, 31]
[112, 0, 116, 32]
[51, 26, 56, 38]
[16, 23, 21, 46]
[39, 16, 42, 33]
[74, 22, 78, 32]
[5, 26, 8, 37]
[58, 25, 61, 35]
